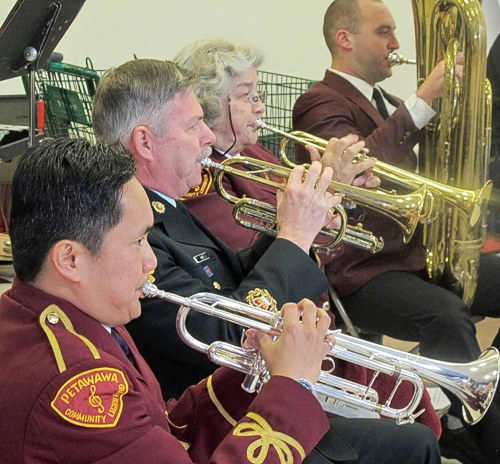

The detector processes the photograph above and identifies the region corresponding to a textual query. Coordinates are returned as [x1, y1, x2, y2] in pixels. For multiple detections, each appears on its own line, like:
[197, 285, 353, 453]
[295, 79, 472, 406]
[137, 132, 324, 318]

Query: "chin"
[129, 305, 142, 322]
[247, 133, 259, 147]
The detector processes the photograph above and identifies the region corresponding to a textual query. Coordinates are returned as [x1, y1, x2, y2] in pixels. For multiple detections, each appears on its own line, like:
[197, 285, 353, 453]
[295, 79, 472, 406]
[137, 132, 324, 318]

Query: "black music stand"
[0, 0, 86, 147]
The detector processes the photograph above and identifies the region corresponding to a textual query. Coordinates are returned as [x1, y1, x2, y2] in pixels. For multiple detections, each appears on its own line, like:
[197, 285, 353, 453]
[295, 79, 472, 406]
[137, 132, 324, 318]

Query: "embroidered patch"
[51, 367, 129, 428]
[152, 201, 166, 214]
[182, 169, 213, 198]
[245, 288, 277, 313]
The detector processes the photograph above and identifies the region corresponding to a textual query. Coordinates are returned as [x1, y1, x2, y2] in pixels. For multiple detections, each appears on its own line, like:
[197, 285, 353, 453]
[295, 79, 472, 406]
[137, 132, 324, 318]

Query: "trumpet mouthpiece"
[388, 52, 417, 66]
[254, 119, 266, 130]
[201, 158, 224, 170]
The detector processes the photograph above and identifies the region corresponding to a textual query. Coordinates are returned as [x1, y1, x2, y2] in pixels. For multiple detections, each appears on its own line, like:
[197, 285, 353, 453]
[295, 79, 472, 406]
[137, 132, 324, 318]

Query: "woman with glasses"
[175, 39, 443, 464]
[176, 39, 377, 251]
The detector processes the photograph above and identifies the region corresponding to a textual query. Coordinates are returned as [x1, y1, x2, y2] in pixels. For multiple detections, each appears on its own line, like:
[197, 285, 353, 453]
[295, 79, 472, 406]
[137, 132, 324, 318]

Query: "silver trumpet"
[143, 281, 500, 425]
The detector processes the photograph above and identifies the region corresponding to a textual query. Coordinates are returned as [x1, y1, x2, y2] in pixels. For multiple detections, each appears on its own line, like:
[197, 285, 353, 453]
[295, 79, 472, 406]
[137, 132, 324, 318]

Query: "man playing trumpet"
[0, 137, 341, 463]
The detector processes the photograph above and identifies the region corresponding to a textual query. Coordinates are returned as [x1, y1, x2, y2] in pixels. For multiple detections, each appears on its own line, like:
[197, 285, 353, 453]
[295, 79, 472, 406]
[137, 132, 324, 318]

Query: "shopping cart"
[258, 70, 315, 159]
[23, 58, 101, 141]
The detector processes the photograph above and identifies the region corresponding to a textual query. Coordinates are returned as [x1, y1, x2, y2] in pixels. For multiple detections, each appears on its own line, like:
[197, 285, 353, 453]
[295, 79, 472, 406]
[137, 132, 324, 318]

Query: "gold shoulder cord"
[39, 304, 101, 373]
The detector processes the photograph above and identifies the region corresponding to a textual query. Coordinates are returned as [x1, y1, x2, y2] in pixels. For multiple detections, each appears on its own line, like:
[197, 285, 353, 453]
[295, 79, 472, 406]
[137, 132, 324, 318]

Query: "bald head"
[323, 0, 383, 56]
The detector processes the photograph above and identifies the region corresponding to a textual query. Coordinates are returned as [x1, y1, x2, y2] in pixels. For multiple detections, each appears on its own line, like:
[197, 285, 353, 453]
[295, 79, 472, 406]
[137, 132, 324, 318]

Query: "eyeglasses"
[231, 89, 268, 105]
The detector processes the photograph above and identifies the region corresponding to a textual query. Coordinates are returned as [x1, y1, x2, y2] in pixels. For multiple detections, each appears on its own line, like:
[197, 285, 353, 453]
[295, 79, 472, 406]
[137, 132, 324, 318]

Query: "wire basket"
[258, 70, 315, 159]
[24, 58, 101, 141]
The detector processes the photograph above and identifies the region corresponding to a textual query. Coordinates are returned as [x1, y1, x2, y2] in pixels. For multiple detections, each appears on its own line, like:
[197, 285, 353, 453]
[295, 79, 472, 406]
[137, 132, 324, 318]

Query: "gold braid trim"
[39, 304, 101, 373]
[164, 413, 190, 450]
[207, 375, 237, 427]
[233, 412, 305, 464]
[165, 412, 188, 430]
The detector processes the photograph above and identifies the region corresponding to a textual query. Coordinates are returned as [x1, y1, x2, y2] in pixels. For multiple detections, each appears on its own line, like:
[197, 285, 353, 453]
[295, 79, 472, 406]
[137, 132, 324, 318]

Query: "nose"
[389, 33, 400, 50]
[143, 241, 158, 275]
[253, 100, 266, 117]
[201, 121, 216, 146]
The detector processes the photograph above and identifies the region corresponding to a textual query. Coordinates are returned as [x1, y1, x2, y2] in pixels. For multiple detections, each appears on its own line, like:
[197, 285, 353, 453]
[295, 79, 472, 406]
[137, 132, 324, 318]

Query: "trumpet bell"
[446, 347, 499, 425]
[332, 333, 500, 425]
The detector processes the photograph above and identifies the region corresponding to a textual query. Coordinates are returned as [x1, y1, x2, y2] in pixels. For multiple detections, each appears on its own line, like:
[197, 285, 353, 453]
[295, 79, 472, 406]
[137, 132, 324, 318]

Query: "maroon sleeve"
[167, 367, 329, 463]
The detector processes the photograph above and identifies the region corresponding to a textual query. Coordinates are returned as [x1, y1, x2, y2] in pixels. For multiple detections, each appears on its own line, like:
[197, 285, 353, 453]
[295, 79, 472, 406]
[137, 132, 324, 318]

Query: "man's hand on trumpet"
[307, 135, 381, 189]
[274, 161, 343, 253]
[244, 299, 334, 386]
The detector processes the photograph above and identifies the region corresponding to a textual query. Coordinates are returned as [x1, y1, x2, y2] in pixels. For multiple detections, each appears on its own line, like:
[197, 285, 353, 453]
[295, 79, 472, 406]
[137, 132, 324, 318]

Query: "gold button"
[47, 312, 59, 324]
[213, 282, 221, 290]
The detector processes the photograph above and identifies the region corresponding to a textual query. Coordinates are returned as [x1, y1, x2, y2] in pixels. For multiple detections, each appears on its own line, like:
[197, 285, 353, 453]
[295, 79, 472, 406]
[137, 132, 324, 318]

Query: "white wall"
[0, 0, 498, 99]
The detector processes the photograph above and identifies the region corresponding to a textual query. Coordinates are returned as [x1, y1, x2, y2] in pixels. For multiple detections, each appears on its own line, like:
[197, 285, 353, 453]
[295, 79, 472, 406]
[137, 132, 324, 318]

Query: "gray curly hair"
[174, 39, 264, 129]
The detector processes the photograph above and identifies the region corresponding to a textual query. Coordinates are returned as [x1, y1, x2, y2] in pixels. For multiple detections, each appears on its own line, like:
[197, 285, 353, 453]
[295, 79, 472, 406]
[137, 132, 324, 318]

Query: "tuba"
[412, 0, 493, 304]
[143, 281, 500, 425]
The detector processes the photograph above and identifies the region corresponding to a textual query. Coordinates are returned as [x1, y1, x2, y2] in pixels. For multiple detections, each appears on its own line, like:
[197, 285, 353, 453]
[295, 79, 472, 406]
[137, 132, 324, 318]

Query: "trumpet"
[202, 155, 426, 245]
[202, 157, 383, 253]
[256, 120, 492, 229]
[388, 51, 417, 66]
[143, 281, 500, 425]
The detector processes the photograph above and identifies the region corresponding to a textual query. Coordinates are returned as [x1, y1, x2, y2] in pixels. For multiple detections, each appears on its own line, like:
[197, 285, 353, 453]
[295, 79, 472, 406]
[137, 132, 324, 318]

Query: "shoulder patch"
[182, 168, 213, 198]
[51, 367, 129, 428]
[245, 288, 278, 313]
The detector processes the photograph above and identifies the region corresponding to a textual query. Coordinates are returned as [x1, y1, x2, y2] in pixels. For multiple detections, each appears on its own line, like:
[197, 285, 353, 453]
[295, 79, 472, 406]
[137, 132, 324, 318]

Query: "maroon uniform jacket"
[293, 70, 427, 296]
[0, 278, 329, 463]
[183, 145, 441, 438]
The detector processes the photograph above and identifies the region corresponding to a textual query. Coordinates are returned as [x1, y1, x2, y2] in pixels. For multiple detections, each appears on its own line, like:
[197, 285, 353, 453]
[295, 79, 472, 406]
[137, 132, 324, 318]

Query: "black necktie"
[372, 87, 390, 120]
[111, 328, 135, 365]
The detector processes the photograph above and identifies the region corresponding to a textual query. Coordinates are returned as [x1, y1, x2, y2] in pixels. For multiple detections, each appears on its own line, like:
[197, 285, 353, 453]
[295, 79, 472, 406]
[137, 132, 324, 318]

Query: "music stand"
[0, 0, 86, 147]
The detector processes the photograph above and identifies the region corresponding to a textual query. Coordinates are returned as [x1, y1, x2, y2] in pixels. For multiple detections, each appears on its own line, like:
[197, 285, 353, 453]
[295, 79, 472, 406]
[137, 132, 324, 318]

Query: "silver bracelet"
[295, 378, 317, 397]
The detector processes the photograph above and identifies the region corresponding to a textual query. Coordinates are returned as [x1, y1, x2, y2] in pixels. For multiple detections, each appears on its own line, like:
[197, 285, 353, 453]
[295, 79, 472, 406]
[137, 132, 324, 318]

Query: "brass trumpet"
[143, 281, 500, 425]
[256, 120, 492, 229]
[202, 157, 383, 253]
[202, 154, 426, 246]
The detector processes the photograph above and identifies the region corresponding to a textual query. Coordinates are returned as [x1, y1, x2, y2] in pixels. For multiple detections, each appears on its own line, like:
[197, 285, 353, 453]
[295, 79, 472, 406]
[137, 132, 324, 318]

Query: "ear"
[335, 29, 354, 51]
[49, 240, 87, 283]
[130, 125, 156, 162]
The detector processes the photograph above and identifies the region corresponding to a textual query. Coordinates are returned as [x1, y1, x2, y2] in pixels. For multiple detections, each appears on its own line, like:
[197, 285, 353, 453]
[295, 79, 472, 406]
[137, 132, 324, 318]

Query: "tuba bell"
[411, 0, 492, 304]
[143, 281, 500, 425]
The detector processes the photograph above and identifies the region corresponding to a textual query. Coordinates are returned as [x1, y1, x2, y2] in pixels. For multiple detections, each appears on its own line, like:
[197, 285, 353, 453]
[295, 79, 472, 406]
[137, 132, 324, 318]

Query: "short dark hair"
[323, 0, 364, 55]
[92, 59, 194, 147]
[10, 137, 136, 282]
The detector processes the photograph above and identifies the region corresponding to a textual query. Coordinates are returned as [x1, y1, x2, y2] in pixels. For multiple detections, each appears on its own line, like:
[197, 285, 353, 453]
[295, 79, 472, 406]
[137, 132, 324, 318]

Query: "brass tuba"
[411, 0, 493, 304]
